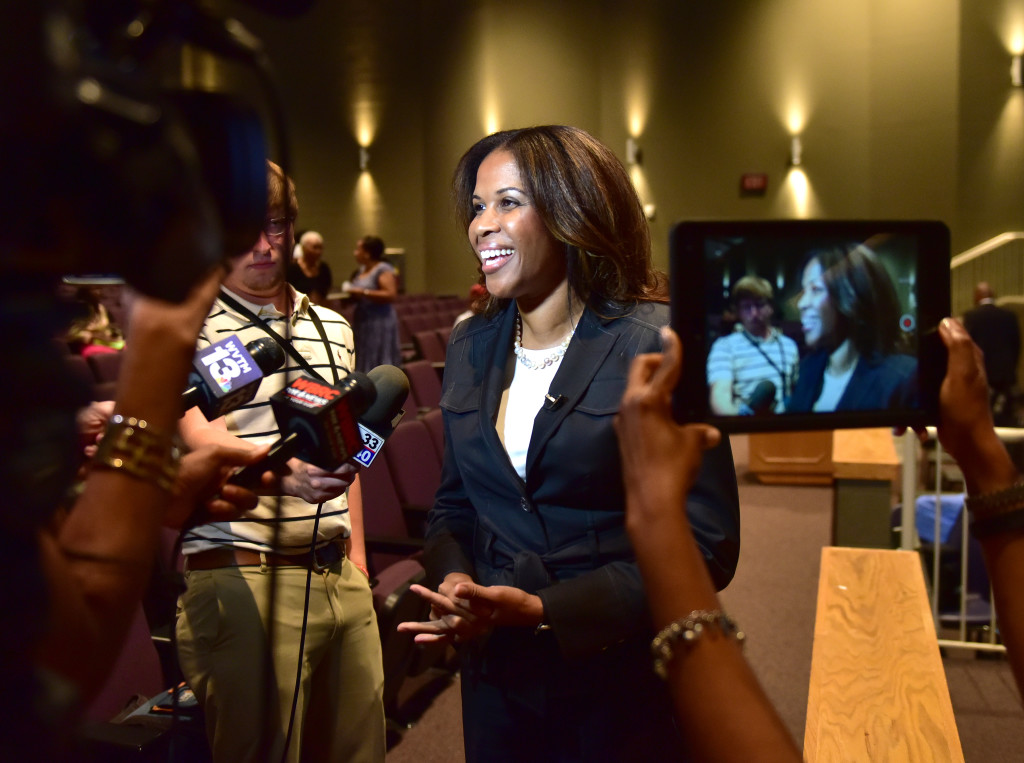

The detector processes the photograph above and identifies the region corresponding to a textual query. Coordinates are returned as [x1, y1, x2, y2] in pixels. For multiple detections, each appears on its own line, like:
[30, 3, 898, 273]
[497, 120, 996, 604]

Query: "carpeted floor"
[385, 434, 1024, 761]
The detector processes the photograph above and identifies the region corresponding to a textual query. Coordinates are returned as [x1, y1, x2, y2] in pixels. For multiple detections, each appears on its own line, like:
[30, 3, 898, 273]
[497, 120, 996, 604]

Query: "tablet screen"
[670, 220, 950, 432]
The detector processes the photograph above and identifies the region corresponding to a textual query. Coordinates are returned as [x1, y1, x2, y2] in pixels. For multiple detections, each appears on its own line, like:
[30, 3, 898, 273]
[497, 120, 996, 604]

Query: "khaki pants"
[176, 558, 385, 763]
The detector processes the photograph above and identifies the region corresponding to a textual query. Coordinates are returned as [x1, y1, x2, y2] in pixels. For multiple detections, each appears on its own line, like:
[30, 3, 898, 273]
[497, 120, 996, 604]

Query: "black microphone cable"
[163, 528, 186, 757]
[281, 502, 327, 759]
[230, 15, 298, 761]
[188, 16, 365, 751]
[274, 301, 348, 763]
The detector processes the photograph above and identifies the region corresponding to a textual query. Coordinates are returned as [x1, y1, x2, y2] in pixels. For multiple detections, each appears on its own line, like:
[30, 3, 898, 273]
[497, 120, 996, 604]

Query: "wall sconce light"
[788, 135, 803, 167]
[626, 137, 642, 166]
[359, 146, 370, 172]
[1012, 54, 1023, 87]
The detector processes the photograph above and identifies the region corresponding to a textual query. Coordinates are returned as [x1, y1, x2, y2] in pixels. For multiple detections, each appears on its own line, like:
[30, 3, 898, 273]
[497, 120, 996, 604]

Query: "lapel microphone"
[543, 393, 566, 411]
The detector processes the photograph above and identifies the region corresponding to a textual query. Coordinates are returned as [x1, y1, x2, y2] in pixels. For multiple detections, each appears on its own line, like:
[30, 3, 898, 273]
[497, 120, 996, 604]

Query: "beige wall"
[418, 0, 607, 293]
[228, 1, 428, 288]
[230, 0, 1023, 295]
[959, 0, 1024, 249]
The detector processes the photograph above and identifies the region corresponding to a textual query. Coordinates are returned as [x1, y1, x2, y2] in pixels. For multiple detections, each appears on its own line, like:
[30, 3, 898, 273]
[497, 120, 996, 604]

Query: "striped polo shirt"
[181, 286, 358, 555]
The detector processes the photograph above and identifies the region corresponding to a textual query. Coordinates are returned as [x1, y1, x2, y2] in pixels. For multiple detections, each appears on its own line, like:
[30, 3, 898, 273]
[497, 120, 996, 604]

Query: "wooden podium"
[832, 429, 901, 547]
[749, 429, 902, 548]
[748, 430, 834, 485]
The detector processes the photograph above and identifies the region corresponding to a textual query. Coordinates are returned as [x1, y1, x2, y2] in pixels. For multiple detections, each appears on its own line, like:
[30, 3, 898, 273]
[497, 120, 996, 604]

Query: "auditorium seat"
[357, 458, 434, 724]
[84, 605, 165, 723]
[372, 558, 429, 725]
[412, 329, 446, 364]
[421, 407, 445, 463]
[65, 353, 116, 401]
[384, 418, 442, 538]
[436, 325, 452, 349]
[403, 360, 442, 411]
[397, 320, 414, 356]
[400, 312, 436, 341]
[359, 456, 426, 576]
[394, 296, 433, 314]
[66, 353, 95, 389]
[84, 350, 123, 400]
[93, 380, 118, 401]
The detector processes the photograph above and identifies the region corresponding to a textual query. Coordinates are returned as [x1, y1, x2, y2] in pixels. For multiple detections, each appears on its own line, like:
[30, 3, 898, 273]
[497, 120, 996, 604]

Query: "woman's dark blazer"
[787, 348, 918, 413]
[424, 300, 741, 660]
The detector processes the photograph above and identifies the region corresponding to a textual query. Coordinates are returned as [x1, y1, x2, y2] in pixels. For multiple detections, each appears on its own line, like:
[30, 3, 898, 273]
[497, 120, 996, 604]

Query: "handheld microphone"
[182, 336, 285, 419]
[228, 371, 377, 488]
[351, 365, 410, 467]
[745, 380, 777, 415]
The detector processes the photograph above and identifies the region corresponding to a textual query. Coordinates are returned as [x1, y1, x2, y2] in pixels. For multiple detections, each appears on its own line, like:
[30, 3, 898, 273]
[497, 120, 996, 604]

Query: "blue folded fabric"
[915, 493, 965, 544]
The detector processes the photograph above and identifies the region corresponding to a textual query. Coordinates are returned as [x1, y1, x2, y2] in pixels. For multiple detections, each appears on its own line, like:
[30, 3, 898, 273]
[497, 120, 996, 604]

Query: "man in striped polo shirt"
[707, 275, 799, 416]
[175, 161, 385, 763]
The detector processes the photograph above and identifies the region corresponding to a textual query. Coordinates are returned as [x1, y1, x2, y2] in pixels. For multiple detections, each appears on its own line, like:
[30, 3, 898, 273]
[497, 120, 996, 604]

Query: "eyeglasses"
[737, 300, 769, 313]
[264, 217, 293, 238]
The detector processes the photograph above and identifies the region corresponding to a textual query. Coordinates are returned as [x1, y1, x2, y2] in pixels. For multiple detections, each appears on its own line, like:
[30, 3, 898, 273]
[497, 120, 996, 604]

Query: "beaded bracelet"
[92, 415, 181, 493]
[651, 609, 745, 680]
[966, 478, 1024, 539]
[965, 478, 1024, 518]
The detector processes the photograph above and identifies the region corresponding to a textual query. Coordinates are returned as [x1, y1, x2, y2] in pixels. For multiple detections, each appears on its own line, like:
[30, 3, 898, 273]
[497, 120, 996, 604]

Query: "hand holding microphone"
[228, 365, 410, 498]
[166, 442, 271, 529]
[226, 370, 375, 494]
[269, 370, 375, 503]
[738, 380, 777, 416]
[76, 333, 283, 465]
[278, 365, 409, 502]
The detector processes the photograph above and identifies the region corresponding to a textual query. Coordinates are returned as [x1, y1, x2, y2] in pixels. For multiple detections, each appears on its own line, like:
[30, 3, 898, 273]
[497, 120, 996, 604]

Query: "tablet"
[670, 220, 950, 433]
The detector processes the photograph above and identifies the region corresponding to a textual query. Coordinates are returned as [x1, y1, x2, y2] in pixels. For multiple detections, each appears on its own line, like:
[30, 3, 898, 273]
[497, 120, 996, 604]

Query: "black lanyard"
[744, 330, 788, 394]
[217, 289, 341, 385]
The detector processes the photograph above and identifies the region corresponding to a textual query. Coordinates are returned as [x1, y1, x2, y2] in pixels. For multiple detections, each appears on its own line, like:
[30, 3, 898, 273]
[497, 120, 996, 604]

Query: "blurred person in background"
[963, 281, 1021, 426]
[287, 229, 332, 306]
[65, 284, 125, 357]
[344, 235, 401, 373]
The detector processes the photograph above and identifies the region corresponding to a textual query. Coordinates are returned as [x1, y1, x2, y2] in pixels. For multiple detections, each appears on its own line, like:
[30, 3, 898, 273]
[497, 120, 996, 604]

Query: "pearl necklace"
[514, 314, 575, 370]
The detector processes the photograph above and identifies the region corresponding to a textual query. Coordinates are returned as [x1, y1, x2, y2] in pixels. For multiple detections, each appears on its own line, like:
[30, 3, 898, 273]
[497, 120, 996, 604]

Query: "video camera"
[1, 0, 313, 301]
[0, 0, 310, 523]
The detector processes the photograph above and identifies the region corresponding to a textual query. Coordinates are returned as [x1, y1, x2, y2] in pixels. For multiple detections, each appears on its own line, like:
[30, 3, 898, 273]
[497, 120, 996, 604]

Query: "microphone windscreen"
[245, 336, 286, 376]
[364, 365, 410, 426]
[747, 380, 777, 412]
[345, 371, 378, 417]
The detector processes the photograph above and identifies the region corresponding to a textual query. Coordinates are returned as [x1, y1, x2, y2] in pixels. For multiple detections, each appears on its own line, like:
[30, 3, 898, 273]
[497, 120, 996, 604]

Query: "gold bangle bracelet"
[92, 414, 181, 493]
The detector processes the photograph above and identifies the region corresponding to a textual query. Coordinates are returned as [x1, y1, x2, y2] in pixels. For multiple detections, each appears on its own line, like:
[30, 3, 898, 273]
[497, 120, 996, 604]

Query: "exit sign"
[740, 173, 768, 196]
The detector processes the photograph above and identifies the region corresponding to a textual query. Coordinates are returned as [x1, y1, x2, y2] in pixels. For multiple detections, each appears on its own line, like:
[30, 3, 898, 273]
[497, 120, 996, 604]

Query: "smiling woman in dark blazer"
[398, 125, 740, 762]
[787, 242, 917, 413]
